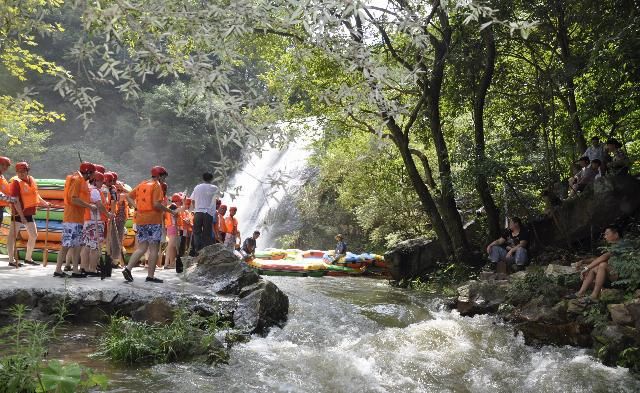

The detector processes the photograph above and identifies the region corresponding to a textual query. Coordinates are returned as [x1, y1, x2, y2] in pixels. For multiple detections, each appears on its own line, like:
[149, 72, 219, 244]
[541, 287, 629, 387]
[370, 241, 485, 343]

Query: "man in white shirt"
[190, 172, 219, 252]
[583, 136, 606, 174]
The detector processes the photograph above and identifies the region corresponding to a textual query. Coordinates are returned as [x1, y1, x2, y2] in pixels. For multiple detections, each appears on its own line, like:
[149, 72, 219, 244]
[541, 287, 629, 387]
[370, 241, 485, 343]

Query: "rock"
[567, 298, 588, 315]
[529, 176, 640, 248]
[234, 280, 289, 335]
[599, 288, 624, 304]
[185, 244, 260, 295]
[625, 301, 640, 329]
[608, 303, 633, 326]
[384, 238, 444, 282]
[516, 296, 566, 324]
[509, 271, 528, 281]
[592, 324, 640, 367]
[131, 298, 173, 324]
[635, 289, 640, 299]
[456, 280, 508, 317]
[515, 321, 592, 347]
[545, 264, 577, 277]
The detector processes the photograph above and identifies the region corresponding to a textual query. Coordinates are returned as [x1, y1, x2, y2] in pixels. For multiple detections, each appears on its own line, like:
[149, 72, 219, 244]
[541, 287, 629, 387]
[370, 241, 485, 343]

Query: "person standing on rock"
[6, 162, 50, 266]
[189, 172, 219, 253]
[223, 206, 239, 250]
[569, 225, 623, 301]
[486, 217, 529, 272]
[122, 166, 178, 283]
[215, 204, 227, 244]
[54, 162, 98, 278]
[79, 172, 112, 276]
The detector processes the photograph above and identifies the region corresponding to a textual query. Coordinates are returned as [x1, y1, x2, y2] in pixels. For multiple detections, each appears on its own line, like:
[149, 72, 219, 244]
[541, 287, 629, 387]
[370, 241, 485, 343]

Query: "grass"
[95, 306, 231, 365]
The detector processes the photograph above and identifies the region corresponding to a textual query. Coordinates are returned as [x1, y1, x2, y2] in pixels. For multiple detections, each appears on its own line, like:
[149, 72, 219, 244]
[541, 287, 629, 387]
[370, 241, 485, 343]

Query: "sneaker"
[122, 268, 133, 282]
[71, 272, 87, 278]
[145, 277, 163, 283]
[24, 260, 38, 266]
[85, 271, 101, 277]
[9, 261, 24, 267]
[53, 271, 69, 278]
[63, 265, 72, 271]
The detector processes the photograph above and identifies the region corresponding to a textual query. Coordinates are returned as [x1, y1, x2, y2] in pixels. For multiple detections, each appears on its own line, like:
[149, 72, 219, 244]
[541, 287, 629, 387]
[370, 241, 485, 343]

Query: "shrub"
[607, 235, 640, 292]
[506, 271, 566, 306]
[95, 307, 230, 365]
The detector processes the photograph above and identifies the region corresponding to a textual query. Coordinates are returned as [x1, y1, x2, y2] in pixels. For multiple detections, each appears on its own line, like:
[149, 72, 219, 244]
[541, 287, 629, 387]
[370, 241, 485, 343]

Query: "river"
[53, 276, 639, 392]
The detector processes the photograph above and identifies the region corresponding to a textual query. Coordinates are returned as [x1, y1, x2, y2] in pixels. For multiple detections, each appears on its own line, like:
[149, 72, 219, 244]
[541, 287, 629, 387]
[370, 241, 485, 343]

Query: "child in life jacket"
[164, 193, 183, 269]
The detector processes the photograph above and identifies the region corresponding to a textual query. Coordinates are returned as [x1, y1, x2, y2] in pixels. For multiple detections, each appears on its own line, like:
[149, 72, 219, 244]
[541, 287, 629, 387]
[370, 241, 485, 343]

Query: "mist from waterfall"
[221, 122, 316, 248]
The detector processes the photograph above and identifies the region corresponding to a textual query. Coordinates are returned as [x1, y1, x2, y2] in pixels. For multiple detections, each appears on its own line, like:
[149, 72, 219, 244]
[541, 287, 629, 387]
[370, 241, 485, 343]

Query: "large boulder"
[456, 280, 509, 316]
[384, 238, 444, 282]
[185, 244, 260, 294]
[530, 175, 640, 249]
[234, 280, 289, 335]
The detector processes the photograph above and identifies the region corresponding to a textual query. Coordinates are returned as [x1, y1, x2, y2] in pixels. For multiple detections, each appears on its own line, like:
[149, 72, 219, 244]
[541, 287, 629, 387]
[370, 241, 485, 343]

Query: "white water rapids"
[102, 276, 640, 392]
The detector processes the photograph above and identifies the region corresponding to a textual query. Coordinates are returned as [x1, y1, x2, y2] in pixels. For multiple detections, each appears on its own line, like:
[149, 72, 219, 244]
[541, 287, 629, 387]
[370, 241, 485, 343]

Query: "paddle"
[42, 205, 50, 266]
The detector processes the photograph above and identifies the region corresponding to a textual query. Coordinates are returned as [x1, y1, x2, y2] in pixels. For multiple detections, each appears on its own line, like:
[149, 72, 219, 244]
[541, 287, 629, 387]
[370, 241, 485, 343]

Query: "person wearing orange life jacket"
[79, 172, 112, 276]
[113, 179, 129, 267]
[216, 204, 228, 244]
[7, 162, 50, 266]
[223, 206, 240, 250]
[122, 166, 178, 283]
[163, 193, 184, 269]
[0, 158, 28, 267]
[54, 162, 98, 278]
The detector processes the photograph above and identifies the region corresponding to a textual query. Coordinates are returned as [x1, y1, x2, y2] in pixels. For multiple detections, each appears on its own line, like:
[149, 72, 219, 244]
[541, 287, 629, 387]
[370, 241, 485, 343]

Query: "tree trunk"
[472, 24, 501, 240]
[389, 125, 454, 257]
[425, 11, 473, 264]
[553, 0, 587, 153]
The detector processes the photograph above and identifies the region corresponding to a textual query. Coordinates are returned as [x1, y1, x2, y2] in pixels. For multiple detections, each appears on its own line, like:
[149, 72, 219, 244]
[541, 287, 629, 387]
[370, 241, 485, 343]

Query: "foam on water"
[106, 277, 639, 392]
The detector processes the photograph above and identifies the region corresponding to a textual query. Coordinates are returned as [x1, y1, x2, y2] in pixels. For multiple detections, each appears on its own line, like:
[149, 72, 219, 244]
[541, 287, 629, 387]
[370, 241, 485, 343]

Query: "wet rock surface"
[0, 244, 289, 336]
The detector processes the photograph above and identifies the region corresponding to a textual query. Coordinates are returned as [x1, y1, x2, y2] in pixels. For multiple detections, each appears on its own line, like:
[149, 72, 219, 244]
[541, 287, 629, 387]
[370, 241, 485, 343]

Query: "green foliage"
[581, 302, 610, 330]
[410, 262, 478, 297]
[95, 308, 229, 365]
[0, 304, 107, 393]
[617, 347, 640, 373]
[506, 271, 566, 306]
[607, 236, 640, 292]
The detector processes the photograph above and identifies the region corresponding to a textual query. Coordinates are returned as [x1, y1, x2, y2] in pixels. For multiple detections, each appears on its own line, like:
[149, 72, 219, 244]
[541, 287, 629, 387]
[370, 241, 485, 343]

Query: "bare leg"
[55, 246, 69, 273]
[71, 247, 82, 273]
[590, 263, 609, 299]
[166, 236, 177, 268]
[147, 242, 160, 278]
[88, 249, 100, 272]
[24, 221, 37, 261]
[80, 246, 90, 271]
[577, 269, 597, 296]
[126, 242, 149, 271]
[7, 221, 19, 263]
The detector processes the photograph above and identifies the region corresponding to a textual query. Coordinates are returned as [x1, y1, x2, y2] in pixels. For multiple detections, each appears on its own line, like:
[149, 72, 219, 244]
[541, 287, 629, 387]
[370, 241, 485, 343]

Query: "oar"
[42, 205, 50, 266]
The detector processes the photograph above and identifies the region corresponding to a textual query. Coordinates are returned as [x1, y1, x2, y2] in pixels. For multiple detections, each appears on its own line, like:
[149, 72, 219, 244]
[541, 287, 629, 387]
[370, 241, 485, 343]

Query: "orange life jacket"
[135, 179, 160, 212]
[64, 172, 90, 206]
[83, 186, 107, 222]
[224, 216, 238, 235]
[15, 176, 39, 210]
[0, 175, 11, 207]
[115, 193, 129, 219]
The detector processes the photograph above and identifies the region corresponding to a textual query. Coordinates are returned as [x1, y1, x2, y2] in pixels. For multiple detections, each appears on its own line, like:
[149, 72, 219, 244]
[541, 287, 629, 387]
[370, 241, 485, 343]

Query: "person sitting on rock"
[486, 217, 529, 272]
[569, 157, 596, 196]
[568, 224, 622, 301]
[605, 138, 630, 176]
[574, 158, 601, 193]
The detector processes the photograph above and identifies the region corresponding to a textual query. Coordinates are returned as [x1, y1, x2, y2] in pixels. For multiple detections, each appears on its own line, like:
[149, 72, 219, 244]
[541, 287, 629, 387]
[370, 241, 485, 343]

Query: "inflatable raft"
[247, 249, 387, 277]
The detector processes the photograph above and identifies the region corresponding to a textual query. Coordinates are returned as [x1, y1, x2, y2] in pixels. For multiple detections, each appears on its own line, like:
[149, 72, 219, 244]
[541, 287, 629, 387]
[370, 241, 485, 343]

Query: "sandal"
[145, 277, 164, 283]
[24, 260, 38, 266]
[71, 272, 87, 278]
[9, 261, 24, 267]
[53, 271, 69, 278]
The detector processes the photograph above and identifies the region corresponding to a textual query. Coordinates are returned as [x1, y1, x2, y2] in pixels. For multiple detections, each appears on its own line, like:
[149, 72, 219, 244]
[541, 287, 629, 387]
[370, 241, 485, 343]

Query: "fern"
[605, 236, 640, 292]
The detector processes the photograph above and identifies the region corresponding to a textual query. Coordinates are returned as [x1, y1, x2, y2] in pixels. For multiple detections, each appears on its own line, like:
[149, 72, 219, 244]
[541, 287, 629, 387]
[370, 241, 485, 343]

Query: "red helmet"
[79, 162, 95, 174]
[15, 162, 30, 172]
[229, 206, 237, 212]
[103, 173, 115, 184]
[184, 198, 192, 208]
[94, 164, 105, 174]
[171, 193, 182, 203]
[110, 171, 118, 181]
[0, 157, 11, 166]
[93, 172, 105, 182]
[219, 204, 227, 210]
[151, 166, 168, 177]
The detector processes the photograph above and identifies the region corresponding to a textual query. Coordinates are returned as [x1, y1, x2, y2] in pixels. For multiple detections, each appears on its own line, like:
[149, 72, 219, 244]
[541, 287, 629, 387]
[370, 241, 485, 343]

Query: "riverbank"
[452, 266, 640, 374]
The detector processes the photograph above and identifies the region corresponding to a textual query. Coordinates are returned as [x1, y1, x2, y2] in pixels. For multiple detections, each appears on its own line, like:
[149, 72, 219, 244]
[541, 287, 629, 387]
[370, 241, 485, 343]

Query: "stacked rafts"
[0, 179, 136, 263]
[247, 249, 388, 277]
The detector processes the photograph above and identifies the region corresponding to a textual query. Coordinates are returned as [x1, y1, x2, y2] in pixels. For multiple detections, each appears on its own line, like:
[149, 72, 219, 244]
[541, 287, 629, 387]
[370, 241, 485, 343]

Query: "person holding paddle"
[7, 162, 50, 266]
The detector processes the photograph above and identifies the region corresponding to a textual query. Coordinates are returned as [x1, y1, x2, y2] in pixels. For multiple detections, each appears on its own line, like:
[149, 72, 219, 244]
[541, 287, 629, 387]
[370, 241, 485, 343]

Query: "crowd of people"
[0, 160, 255, 284]
[486, 135, 634, 301]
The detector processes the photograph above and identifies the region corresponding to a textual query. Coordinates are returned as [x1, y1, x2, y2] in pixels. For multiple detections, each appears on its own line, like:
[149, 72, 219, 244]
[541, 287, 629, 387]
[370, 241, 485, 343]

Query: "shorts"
[13, 215, 34, 222]
[62, 223, 84, 248]
[82, 222, 105, 250]
[167, 225, 178, 237]
[136, 224, 162, 244]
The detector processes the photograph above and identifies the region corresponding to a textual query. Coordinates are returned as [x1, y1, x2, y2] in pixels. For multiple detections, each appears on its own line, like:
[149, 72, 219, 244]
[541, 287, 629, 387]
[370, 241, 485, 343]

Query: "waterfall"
[221, 124, 314, 248]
